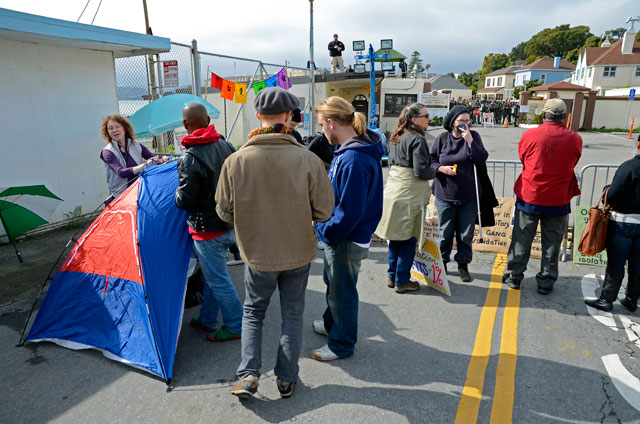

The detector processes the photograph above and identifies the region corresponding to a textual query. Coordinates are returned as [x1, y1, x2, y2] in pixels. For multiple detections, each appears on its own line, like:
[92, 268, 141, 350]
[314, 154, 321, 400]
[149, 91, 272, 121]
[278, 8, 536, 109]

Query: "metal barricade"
[575, 164, 620, 207]
[485, 159, 522, 197]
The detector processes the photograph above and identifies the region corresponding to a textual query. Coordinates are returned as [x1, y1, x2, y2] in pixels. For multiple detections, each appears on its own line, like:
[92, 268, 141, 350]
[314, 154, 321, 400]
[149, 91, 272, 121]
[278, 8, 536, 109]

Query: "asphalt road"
[1, 126, 639, 423]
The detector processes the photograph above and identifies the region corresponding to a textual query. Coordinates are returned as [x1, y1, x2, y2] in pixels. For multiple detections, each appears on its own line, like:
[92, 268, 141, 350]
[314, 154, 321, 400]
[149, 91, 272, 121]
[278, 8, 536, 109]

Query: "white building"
[572, 27, 640, 94]
[0, 8, 170, 237]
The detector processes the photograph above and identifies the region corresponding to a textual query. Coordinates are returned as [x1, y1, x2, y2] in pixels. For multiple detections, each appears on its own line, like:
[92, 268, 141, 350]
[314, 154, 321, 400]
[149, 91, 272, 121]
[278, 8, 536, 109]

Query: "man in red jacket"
[503, 99, 582, 294]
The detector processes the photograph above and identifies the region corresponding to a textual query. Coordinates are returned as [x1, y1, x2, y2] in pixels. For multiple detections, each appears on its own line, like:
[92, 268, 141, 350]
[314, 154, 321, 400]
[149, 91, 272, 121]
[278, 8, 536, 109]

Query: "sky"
[1, 0, 638, 74]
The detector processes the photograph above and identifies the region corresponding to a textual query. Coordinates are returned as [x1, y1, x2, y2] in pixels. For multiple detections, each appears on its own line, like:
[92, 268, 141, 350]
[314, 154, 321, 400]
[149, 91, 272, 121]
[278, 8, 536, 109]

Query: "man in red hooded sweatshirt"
[175, 103, 243, 342]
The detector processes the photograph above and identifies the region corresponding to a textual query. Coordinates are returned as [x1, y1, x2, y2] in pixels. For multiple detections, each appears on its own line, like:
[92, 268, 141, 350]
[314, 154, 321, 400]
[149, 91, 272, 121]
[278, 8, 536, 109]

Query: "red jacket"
[514, 122, 582, 206]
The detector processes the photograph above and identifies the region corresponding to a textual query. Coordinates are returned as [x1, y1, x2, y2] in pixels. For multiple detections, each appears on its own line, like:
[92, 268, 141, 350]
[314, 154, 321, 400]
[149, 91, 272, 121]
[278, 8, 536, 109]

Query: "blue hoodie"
[317, 129, 384, 245]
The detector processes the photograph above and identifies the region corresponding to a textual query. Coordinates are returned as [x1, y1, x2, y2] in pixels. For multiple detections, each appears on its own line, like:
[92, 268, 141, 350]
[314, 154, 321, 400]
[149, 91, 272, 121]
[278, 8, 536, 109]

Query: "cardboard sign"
[425, 196, 543, 259]
[573, 206, 608, 266]
[411, 238, 451, 296]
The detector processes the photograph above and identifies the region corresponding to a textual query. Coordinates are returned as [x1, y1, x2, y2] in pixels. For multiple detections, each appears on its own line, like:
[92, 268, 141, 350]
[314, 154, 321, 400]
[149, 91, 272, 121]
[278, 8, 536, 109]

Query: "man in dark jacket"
[328, 34, 345, 73]
[175, 103, 242, 342]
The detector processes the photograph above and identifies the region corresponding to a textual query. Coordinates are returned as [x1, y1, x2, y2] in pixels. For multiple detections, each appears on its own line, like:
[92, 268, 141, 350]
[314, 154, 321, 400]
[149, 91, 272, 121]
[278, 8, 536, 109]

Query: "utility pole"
[309, 0, 315, 134]
[142, 0, 158, 102]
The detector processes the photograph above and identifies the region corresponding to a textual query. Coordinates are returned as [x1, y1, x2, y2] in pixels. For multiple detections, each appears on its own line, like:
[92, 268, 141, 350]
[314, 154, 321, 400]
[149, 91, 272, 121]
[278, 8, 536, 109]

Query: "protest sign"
[411, 237, 450, 296]
[573, 205, 608, 266]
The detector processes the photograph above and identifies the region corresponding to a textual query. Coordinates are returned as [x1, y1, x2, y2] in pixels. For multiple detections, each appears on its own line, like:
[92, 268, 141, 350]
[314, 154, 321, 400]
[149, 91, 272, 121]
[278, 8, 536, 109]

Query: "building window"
[588, 67, 592, 77]
[497, 77, 503, 86]
[486, 78, 491, 87]
[540, 73, 546, 81]
[636, 66, 640, 77]
[384, 94, 418, 115]
[603, 66, 617, 77]
[580, 68, 584, 79]
[496, 94, 503, 100]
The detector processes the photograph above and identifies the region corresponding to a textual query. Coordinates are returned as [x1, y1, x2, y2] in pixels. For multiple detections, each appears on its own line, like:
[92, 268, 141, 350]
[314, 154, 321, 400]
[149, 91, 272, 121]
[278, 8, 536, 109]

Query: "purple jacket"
[429, 130, 489, 203]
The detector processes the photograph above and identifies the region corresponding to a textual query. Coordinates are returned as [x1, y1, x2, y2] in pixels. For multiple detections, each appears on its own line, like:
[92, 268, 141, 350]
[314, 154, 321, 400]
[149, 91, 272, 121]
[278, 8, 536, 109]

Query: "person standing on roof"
[328, 34, 346, 73]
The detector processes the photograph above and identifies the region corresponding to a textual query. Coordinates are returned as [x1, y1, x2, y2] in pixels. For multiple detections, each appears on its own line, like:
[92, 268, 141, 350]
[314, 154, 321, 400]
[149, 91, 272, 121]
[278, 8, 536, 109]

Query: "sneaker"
[458, 264, 472, 282]
[276, 377, 296, 398]
[387, 276, 395, 288]
[190, 317, 216, 333]
[311, 344, 340, 361]
[312, 319, 329, 336]
[231, 375, 259, 399]
[585, 297, 613, 312]
[206, 325, 241, 342]
[226, 258, 243, 266]
[316, 240, 325, 250]
[394, 279, 420, 294]
[506, 279, 521, 290]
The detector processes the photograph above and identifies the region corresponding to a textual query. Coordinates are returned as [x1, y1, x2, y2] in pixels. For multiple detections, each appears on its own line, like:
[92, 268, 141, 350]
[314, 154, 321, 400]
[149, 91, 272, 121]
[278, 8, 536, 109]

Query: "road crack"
[600, 376, 622, 424]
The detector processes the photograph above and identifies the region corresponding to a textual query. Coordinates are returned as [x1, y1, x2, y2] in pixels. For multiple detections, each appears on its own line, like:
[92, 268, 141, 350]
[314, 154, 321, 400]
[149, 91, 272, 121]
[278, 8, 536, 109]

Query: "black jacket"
[175, 139, 235, 232]
[304, 132, 336, 171]
[328, 40, 345, 57]
[607, 155, 640, 214]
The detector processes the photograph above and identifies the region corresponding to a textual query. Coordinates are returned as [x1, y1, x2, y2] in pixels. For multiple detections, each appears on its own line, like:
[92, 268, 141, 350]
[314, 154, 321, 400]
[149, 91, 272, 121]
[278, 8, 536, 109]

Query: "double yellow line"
[454, 254, 522, 424]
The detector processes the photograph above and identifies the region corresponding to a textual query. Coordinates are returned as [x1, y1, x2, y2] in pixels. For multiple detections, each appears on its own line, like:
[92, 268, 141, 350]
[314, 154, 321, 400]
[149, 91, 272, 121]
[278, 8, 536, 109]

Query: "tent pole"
[0, 212, 23, 263]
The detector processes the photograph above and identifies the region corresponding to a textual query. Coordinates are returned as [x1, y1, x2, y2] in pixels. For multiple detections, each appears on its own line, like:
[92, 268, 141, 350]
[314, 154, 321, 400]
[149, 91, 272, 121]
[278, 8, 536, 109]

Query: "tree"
[508, 41, 527, 64]
[566, 35, 605, 64]
[604, 27, 626, 40]
[525, 24, 592, 58]
[457, 71, 479, 94]
[407, 51, 424, 74]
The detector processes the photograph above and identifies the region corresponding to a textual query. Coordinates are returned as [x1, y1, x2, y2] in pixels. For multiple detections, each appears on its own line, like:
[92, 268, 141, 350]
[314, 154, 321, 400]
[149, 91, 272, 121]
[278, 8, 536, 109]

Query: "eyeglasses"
[417, 114, 430, 119]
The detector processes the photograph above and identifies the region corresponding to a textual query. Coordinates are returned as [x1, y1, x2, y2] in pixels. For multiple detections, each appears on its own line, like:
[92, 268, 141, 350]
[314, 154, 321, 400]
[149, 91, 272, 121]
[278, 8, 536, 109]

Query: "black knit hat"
[443, 105, 471, 132]
[254, 87, 299, 115]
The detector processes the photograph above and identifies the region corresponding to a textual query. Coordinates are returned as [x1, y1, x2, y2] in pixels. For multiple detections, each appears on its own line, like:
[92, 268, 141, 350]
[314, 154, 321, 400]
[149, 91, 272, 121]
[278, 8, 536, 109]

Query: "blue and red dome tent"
[26, 161, 192, 384]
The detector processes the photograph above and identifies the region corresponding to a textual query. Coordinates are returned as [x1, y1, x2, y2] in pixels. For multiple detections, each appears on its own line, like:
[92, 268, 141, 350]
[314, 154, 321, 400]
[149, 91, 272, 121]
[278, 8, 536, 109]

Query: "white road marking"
[602, 354, 640, 412]
[582, 274, 618, 331]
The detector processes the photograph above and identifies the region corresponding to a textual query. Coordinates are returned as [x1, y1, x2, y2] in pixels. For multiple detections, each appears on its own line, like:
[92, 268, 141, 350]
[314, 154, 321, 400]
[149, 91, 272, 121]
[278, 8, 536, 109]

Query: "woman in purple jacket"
[430, 105, 489, 282]
[100, 114, 160, 200]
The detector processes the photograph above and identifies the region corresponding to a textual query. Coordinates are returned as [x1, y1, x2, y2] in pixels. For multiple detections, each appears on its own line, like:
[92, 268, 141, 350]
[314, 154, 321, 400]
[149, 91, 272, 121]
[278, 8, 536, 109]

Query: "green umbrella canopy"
[366, 48, 407, 63]
[0, 185, 62, 241]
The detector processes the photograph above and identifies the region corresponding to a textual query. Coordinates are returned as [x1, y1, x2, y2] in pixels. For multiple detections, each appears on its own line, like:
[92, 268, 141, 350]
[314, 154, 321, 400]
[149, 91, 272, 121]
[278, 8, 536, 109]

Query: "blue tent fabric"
[26, 161, 192, 381]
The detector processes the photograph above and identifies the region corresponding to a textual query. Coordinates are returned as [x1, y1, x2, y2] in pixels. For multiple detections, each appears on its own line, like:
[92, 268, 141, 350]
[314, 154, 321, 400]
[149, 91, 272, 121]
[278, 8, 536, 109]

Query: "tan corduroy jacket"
[215, 131, 334, 272]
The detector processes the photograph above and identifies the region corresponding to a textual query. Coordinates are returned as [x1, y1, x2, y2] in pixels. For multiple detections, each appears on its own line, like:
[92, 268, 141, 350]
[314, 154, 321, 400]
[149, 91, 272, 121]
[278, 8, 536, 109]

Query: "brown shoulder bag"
[577, 187, 611, 256]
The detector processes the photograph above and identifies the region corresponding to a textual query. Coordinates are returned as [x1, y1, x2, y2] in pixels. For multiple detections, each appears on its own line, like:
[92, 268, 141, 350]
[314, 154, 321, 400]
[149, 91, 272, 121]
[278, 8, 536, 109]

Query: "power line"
[76, 0, 91, 22]
[91, 0, 104, 25]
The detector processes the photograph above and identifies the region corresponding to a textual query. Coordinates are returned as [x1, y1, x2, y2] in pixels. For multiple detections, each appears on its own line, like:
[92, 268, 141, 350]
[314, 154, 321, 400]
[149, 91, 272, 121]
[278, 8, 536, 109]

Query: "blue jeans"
[435, 197, 477, 265]
[193, 230, 243, 333]
[322, 240, 369, 358]
[600, 220, 640, 302]
[237, 263, 310, 382]
[388, 237, 417, 287]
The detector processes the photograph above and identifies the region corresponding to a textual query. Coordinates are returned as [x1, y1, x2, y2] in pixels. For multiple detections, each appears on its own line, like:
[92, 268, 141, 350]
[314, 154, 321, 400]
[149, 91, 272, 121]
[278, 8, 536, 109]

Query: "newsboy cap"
[542, 98, 567, 115]
[254, 87, 300, 115]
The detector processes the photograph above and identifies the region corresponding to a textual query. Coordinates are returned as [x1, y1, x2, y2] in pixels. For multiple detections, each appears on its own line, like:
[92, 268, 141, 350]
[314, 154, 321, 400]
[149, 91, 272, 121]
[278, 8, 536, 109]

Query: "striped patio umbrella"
[0, 185, 63, 262]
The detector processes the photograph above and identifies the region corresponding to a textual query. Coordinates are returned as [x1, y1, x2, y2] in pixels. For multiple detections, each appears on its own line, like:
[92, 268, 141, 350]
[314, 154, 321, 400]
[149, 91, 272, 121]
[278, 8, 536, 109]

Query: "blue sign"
[303, 113, 310, 130]
[630, 89, 636, 101]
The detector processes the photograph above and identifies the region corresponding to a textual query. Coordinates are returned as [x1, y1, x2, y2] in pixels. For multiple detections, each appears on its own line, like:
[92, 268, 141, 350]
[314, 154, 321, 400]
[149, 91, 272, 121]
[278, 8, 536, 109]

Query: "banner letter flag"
[221, 79, 235, 100]
[253, 81, 267, 95]
[265, 75, 278, 87]
[211, 72, 223, 89]
[234, 83, 247, 104]
[276, 68, 292, 89]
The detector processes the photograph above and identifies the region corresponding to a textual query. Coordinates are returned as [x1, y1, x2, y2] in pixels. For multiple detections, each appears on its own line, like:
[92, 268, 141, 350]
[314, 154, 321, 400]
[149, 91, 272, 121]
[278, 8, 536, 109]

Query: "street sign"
[163, 60, 178, 88]
[630, 89, 636, 101]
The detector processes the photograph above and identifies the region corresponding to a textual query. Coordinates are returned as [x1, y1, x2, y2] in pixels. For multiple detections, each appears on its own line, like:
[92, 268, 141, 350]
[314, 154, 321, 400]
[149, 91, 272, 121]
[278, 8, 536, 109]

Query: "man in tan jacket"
[216, 87, 334, 399]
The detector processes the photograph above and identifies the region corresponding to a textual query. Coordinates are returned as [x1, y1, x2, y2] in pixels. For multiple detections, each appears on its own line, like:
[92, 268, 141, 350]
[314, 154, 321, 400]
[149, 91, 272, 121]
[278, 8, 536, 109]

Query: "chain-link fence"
[115, 41, 310, 152]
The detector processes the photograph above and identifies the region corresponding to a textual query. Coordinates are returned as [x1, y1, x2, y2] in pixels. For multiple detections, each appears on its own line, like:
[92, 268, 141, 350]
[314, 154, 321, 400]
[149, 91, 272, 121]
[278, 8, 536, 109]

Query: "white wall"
[591, 98, 640, 129]
[0, 39, 119, 234]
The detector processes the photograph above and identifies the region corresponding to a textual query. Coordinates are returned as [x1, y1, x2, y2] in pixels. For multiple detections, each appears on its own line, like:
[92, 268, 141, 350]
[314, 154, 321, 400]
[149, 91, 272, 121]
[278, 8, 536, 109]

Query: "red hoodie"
[180, 125, 220, 148]
[180, 125, 224, 241]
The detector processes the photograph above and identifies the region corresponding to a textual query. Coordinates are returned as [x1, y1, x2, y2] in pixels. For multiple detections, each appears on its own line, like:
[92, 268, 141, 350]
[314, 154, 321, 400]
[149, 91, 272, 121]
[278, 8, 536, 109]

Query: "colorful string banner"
[210, 67, 292, 102]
